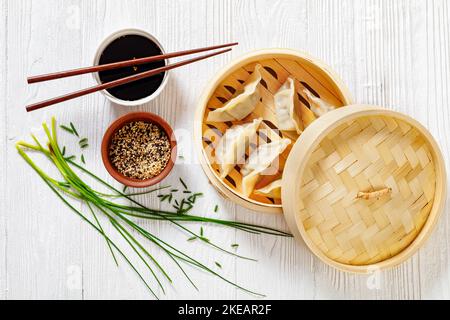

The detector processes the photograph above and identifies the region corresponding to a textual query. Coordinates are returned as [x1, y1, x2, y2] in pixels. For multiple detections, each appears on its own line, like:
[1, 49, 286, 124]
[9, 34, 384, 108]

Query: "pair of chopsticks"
[26, 42, 238, 112]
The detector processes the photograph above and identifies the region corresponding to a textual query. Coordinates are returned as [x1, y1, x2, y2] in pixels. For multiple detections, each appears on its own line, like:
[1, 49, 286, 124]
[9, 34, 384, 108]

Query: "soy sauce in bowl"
[97, 33, 166, 102]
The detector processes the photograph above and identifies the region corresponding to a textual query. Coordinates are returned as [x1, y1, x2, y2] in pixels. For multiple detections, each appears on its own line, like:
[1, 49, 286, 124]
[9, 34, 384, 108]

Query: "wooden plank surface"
[0, 0, 7, 301]
[1, 0, 449, 300]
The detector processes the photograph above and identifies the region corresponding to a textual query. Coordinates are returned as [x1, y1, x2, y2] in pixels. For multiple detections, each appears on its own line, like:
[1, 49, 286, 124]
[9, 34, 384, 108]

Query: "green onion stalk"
[16, 117, 292, 299]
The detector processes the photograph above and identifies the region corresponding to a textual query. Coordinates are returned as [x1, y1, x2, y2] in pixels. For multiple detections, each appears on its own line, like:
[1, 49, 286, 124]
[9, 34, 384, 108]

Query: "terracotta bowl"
[101, 112, 177, 188]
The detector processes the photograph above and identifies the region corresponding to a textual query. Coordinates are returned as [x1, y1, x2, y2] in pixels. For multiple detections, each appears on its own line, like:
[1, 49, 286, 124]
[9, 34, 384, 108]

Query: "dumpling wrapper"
[241, 138, 291, 197]
[255, 179, 282, 199]
[207, 64, 263, 122]
[303, 88, 336, 117]
[274, 77, 302, 134]
[299, 102, 317, 128]
[215, 118, 262, 179]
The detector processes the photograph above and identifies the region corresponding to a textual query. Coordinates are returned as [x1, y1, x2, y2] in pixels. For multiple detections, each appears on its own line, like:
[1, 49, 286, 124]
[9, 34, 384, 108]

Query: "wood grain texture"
[0, 0, 7, 301]
[1, 0, 449, 300]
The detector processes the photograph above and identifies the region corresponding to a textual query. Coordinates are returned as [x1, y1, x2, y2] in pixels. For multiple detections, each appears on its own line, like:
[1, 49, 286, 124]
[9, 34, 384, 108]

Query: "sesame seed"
[109, 121, 171, 180]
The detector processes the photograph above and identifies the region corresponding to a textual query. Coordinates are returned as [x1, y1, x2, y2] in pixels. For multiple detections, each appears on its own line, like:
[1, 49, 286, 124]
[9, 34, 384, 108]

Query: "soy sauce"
[98, 34, 165, 101]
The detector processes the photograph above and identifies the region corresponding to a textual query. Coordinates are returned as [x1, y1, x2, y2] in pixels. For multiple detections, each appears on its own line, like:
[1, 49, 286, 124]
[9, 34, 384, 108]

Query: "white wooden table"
[1, 0, 450, 300]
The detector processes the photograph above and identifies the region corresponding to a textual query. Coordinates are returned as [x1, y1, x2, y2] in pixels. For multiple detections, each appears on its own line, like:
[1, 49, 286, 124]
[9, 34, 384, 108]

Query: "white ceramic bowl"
[93, 28, 169, 106]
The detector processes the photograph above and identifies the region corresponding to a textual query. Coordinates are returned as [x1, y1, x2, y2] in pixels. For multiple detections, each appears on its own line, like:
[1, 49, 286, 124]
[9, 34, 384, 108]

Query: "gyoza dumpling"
[215, 118, 262, 179]
[207, 64, 263, 122]
[274, 77, 302, 134]
[303, 88, 336, 117]
[241, 138, 291, 197]
[255, 179, 282, 199]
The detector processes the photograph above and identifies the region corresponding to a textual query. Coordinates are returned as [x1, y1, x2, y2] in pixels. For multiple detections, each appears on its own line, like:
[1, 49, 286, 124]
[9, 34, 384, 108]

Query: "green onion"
[79, 138, 89, 149]
[108, 186, 168, 199]
[16, 117, 292, 299]
[214, 205, 219, 213]
[179, 178, 188, 190]
[81, 154, 85, 164]
[70, 122, 79, 137]
[215, 262, 222, 268]
[187, 193, 203, 204]
[176, 198, 193, 214]
[231, 244, 239, 249]
[60, 125, 74, 134]
[158, 194, 174, 203]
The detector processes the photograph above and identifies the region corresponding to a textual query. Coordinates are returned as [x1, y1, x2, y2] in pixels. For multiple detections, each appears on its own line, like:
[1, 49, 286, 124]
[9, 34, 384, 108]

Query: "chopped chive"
[79, 138, 88, 149]
[170, 189, 179, 193]
[174, 199, 179, 206]
[200, 226, 204, 236]
[65, 155, 76, 161]
[184, 203, 193, 213]
[231, 244, 239, 249]
[158, 194, 173, 203]
[61, 146, 66, 156]
[214, 205, 219, 212]
[183, 190, 192, 194]
[60, 125, 74, 134]
[179, 178, 188, 190]
[81, 154, 85, 164]
[200, 236, 210, 243]
[187, 236, 197, 242]
[179, 155, 185, 159]
[215, 262, 222, 268]
[187, 193, 203, 204]
[122, 185, 128, 193]
[177, 199, 185, 213]
[176, 198, 194, 214]
[70, 122, 79, 137]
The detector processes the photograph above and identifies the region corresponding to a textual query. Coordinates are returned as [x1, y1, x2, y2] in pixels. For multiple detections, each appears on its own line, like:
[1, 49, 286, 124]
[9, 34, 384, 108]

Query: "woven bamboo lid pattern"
[282, 105, 446, 273]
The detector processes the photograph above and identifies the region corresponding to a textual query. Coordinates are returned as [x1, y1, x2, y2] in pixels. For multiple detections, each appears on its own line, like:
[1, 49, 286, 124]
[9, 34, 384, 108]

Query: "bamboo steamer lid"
[281, 105, 447, 273]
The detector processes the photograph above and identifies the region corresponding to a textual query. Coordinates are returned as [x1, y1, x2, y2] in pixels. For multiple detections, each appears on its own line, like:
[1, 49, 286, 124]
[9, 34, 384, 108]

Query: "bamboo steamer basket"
[195, 49, 446, 272]
[194, 49, 353, 213]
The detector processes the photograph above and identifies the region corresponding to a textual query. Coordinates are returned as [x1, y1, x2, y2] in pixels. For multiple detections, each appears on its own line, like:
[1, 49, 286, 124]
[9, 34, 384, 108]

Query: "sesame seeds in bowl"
[109, 121, 171, 180]
[101, 112, 177, 188]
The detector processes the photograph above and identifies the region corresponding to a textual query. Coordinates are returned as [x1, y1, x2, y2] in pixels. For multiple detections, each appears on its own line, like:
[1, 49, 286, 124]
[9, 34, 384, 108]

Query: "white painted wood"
[1, 0, 449, 300]
[0, 0, 7, 301]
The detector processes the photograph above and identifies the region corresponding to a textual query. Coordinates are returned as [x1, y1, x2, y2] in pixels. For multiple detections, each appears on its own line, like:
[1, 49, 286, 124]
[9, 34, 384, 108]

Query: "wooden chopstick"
[27, 42, 238, 84]
[26, 48, 232, 112]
